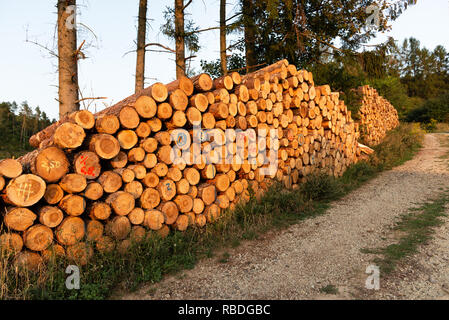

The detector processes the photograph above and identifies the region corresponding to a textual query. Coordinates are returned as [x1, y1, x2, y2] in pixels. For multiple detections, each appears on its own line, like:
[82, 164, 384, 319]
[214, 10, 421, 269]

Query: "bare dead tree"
[57, 0, 80, 118]
[135, 0, 148, 93]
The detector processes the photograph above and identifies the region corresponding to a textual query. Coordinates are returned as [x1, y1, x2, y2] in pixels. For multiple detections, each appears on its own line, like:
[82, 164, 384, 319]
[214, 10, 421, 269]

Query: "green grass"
[319, 284, 339, 295]
[361, 191, 449, 275]
[0, 123, 424, 300]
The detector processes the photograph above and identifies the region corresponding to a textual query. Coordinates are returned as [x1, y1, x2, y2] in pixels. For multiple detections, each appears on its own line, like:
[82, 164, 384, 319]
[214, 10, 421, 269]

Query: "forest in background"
[0, 101, 54, 159]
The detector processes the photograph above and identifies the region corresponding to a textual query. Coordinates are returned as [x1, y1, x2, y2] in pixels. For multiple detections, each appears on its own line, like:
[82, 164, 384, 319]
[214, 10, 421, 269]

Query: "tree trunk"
[175, 0, 186, 79]
[135, 0, 148, 93]
[220, 0, 227, 75]
[57, 0, 80, 119]
[242, 0, 257, 73]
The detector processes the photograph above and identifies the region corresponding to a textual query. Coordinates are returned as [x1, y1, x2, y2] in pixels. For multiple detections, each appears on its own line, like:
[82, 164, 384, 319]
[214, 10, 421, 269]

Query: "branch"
[184, 26, 221, 37]
[228, 62, 267, 73]
[75, 97, 107, 104]
[225, 12, 242, 22]
[144, 42, 176, 53]
[226, 39, 244, 51]
[183, 0, 193, 11]
[74, 40, 86, 60]
[185, 55, 197, 61]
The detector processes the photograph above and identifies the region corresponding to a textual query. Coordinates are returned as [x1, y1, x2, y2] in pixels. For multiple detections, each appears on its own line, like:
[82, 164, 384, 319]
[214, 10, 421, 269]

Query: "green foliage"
[0, 101, 54, 159]
[370, 123, 424, 170]
[367, 76, 415, 119]
[200, 54, 246, 78]
[319, 284, 338, 295]
[407, 91, 449, 123]
[300, 173, 342, 202]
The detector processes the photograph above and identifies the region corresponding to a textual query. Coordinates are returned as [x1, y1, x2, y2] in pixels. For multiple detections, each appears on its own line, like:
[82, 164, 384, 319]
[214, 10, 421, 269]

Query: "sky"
[0, 0, 448, 121]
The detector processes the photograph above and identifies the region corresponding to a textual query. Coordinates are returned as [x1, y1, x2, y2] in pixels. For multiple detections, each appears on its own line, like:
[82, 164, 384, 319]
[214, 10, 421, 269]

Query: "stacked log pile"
[357, 85, 399, 146]
[0, 60, 398, 270]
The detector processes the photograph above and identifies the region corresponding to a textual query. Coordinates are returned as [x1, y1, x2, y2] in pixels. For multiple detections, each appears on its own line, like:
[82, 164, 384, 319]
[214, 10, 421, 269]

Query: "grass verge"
[361, 191, 449, 275]
[0, 123, 424, 300]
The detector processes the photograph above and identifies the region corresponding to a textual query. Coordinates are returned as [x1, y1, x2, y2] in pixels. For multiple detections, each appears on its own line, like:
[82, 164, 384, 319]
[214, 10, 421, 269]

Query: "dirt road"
[121, 133, 449, 300]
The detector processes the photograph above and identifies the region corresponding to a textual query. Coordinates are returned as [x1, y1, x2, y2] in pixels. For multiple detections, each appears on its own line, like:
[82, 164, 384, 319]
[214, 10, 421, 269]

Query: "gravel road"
[120, 133, 449, 300]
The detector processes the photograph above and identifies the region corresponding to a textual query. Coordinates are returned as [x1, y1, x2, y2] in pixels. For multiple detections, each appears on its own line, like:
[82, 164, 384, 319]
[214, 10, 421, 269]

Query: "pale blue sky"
[1, 0, 448, 120]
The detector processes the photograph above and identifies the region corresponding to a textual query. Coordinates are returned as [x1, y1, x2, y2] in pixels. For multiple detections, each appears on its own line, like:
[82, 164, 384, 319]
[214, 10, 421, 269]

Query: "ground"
[119, 133, 449, 300]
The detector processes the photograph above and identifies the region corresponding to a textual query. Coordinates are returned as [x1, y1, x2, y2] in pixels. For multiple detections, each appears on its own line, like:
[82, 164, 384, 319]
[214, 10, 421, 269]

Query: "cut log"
[136, 122, 151, 138]
[117, 130, 138, 150]
[169, 89, 189, 111]
[124, 180, 144, 199]
[119, 106, 140, 129]
[166, 76, 194, 96]
[14, 251, 43, 272]
[23, 224, 53, 251]
[88, 134, 121, 159]
[30, 147, 69, 182]
[128, 147, 146, 162]
[0, 233, 23, 254]
[4, 174, 46, 207]
[193, 198, 205, 214]
[213, 75, 234, 90]
[66, 242, 93, 266]
[55, 216, 85, 246]
[71, 110, 95, 129]
[157, 179, 176, 201]
[41, 244, 65, 261]
[174, 215, 189, 231]
[144, 209, 165, 230]
[191, 73, 213, 92]
[160, 201, 179, 225]
[195, 214, 206, 227]
[174, 194, 193, 213]
[39, 206, 64, 228]
[114, 168, 135, 183]
[89, 202, 112, 220]
[58, 194, 86, 216]
[74, 151, 101, 179]
[198, 184, 216, 205]
[134, 95, 157, 118]
[59, 173, 87, 193]
[106, 191, 135, 216]
[157, 102, 173, 120]
[208, 174, 230, 192]
[98, 171, 123, 193]
[83, 182, 104, 200]
[184, 168, 200, 185]
[86, 220, 104, 241]
[130, 225, 146, 242]
[44, 184, 64, 204]
[128, 207, 145, 225]
[53, 122, 86, 149]
[96, 114, 120, 134]
[111, 151, 128, 169]
[148, 82, 168, 102]
[128, 164, 147, 179]
[107, 216, 131, 240]
[205, 204, 220, 223]
[4, 207, 37, 231]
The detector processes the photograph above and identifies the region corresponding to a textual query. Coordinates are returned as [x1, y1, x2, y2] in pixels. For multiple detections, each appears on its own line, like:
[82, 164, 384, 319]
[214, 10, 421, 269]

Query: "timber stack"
[0, 60, 398, 270]
[357, 85, 399, 146]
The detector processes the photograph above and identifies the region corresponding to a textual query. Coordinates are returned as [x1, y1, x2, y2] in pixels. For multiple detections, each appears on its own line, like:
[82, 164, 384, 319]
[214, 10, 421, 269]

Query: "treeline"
[303, 37, 449, 123]
[0, 101, 54, 158]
